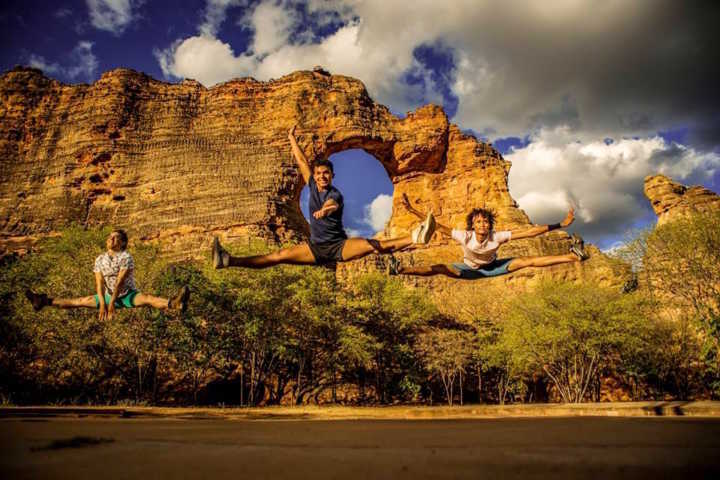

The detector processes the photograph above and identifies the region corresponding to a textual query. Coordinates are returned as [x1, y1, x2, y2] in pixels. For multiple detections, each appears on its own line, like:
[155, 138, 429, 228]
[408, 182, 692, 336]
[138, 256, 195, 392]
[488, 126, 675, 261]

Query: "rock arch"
[0, 66, 618, 293]
[0, 68, 516, 251]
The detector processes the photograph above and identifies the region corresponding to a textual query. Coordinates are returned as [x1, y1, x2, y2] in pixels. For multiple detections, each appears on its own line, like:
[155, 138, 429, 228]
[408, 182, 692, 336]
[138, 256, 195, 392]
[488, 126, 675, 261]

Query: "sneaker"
[386, 255, 402, 276]
[169, 285, 190, 312]
[25, 290, 51, 311]
[212, 237, 229, 269]
[570, 233, 589, 261]
[411, 211, 436, 244]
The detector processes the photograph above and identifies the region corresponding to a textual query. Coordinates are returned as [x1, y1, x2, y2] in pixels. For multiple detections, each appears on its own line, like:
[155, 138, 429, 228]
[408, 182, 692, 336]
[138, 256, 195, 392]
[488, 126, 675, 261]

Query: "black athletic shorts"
[308, 239, 347, 265]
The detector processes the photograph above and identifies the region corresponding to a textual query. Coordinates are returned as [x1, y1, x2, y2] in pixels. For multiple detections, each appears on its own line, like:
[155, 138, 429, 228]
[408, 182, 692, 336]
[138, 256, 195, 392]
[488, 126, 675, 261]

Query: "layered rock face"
[644, 174, 720, 225]
[1, 66, 617, 291]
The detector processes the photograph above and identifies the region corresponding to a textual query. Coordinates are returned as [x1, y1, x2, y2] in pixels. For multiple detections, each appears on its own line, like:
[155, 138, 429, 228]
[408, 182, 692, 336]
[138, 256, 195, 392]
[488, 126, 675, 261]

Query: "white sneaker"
[412, 212, 436, 244]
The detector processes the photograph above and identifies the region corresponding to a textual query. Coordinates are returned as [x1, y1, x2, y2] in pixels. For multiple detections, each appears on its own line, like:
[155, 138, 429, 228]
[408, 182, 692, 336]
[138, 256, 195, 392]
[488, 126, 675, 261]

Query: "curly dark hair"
[465, 208, 496, 231]
[112, 229, 129, 250]
[312, 159, 334, 175]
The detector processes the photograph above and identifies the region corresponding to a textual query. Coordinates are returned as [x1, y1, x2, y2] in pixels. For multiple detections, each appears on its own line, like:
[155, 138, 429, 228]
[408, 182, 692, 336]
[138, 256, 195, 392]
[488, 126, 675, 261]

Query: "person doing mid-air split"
[212, 126, 437, 270]
[387, 193, 588, 279]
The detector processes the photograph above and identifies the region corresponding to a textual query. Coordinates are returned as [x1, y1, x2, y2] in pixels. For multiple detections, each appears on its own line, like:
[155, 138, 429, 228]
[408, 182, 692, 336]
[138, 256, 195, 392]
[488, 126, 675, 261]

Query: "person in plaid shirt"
[26, 230, 189, 320]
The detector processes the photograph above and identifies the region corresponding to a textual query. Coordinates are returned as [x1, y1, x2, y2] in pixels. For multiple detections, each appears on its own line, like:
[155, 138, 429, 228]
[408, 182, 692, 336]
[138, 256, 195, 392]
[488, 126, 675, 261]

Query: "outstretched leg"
[341, 236, 413, 262]
[50, 295, 97, 309]
[507, 253, 579, 272]
[134, 293, 171, 309]
[396, 264, 462, 278]
[223, 243, 317, 269]
[26, 291, 97, 311]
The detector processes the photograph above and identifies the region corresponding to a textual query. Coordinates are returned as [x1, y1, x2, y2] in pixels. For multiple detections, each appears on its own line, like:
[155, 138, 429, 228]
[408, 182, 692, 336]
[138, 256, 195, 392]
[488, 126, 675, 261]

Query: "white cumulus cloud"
[363, 194, 393, 233]
[507, 127, 720, 241]
[247, 1, 298, 56]
[154, 0, 444, 110]
[154, 36, 255, 86]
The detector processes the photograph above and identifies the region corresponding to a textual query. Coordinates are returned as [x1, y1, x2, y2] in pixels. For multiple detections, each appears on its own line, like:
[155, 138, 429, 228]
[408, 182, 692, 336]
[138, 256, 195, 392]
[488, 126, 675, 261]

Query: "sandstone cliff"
[644, 174, 720, 225]
[0, 66, 617, 292]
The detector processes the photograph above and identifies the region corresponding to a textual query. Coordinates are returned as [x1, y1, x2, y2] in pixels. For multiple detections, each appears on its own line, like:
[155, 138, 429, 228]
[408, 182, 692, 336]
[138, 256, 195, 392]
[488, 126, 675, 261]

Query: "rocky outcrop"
[1, 66, 618, 291]
[644, 174, 720, 225]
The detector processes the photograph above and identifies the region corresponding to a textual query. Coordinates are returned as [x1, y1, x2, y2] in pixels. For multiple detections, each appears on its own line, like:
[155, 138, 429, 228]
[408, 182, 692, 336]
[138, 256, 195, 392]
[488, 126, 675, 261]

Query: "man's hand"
[98, 303, 107, 321]
[288, 125, 296, 140]
[107, 301, 116, 320]
[313, 208, 329, 219]
[560, 208, 575, 228]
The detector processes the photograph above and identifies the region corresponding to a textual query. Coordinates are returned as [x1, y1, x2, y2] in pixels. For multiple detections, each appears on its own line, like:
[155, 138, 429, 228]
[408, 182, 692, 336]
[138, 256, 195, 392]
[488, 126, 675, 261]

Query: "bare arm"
[107, 269, 129, 320]
[313, 198, 340, 219]
[288, 125, 312, 184]
[95, 271, 107, 321]
[401, 193, 453, 237]
[510, 208, 575, 240]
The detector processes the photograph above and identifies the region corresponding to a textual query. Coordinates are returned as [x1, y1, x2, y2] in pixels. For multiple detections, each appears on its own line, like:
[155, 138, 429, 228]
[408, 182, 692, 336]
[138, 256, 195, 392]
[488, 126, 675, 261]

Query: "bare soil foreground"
[2, 404, 720, 479]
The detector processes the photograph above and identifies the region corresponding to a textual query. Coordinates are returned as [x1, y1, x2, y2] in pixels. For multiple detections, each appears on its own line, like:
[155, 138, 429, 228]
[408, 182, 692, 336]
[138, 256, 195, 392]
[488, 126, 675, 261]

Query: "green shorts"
[94, 290, 139, 309]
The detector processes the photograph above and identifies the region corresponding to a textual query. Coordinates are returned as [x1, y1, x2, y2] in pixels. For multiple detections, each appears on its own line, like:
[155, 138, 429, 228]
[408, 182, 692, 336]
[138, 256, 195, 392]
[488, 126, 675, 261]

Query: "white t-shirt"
[93, 251, 137, 295]
[451, 229, 512, 269]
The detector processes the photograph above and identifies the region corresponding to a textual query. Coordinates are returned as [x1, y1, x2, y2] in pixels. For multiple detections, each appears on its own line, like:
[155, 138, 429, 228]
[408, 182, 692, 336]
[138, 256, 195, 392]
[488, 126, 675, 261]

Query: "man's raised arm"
[288, 125, 311, 184]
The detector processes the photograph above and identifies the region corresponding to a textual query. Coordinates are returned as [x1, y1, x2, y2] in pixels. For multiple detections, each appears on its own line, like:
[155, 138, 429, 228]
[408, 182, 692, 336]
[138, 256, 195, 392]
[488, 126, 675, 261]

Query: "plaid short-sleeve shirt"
[93, 251, 137, 296]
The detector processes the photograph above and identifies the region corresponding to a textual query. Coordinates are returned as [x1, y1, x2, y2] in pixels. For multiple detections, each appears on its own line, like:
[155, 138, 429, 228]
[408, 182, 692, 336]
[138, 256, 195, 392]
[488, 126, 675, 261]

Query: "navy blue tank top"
[308, 176, 347, 243]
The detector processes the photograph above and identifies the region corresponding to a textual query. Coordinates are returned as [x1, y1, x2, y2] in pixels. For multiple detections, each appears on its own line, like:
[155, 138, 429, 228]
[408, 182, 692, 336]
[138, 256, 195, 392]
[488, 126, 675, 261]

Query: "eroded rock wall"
[644, 174, 720, 225]
[1, 66, 618, 292]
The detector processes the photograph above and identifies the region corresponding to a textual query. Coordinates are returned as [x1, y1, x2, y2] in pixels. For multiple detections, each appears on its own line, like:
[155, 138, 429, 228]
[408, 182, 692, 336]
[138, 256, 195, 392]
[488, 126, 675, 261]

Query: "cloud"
[29, 41, 98, 82]
[363, 194, 393, 232]
[153, 0, 445, 111]
[506, 127, 720, 241]
[199, 0, 245, 37]
[86, 0, 137, 35]
[246, 1, 298, 56]
[154, 1, 719, 148]
[154, 36, 256, 86]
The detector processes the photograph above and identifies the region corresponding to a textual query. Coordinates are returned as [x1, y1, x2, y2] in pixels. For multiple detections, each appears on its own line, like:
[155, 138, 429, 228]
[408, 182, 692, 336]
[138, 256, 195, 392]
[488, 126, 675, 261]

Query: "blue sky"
[2, 0, 719, 249]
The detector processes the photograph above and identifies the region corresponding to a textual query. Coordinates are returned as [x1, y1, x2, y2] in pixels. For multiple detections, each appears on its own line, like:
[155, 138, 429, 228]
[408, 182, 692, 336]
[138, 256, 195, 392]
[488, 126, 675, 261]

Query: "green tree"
[614, 211, 720, 397]
[501, 281, 649, 403]
[416, 329, 472, 405]
[342, 273, 437, 403]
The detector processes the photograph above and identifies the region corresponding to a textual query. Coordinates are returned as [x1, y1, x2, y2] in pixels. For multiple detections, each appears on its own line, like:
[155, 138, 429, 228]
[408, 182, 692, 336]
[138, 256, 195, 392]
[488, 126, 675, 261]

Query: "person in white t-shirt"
[25, 229, 190, 320]
[388, 194, 588, 279]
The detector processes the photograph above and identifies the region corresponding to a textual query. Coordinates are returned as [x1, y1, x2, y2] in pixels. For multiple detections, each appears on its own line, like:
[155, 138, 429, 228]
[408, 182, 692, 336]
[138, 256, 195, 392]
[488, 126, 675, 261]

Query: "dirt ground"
[2, 416, 720, 479]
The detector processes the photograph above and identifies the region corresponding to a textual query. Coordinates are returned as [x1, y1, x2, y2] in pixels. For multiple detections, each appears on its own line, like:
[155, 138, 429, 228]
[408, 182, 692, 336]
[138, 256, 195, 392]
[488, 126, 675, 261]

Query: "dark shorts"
[308, 239, 347, 265]
[94, 290, 139, 309]
[451, 258, 514, 279]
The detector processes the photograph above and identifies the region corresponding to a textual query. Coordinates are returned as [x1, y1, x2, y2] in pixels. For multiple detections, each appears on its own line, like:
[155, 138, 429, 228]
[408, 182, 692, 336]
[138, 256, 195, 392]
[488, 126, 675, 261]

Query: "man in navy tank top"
[212, 126, 436, 269]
